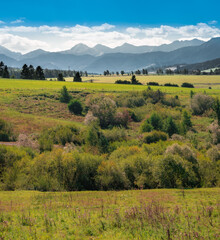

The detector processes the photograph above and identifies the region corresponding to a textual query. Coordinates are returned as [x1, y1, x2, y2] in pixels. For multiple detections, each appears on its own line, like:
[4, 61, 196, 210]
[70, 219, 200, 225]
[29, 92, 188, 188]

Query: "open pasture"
[0, 189, 219, 239]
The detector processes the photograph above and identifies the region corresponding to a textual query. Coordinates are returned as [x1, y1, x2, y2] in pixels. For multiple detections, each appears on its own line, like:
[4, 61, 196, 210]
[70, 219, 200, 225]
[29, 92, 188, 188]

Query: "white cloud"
[0, 34, 49, 53]
[0, 23, 219, 53]
[209, 20, 217, 25]
[0, 20, 5, 24]
[11, 19, 25, 24]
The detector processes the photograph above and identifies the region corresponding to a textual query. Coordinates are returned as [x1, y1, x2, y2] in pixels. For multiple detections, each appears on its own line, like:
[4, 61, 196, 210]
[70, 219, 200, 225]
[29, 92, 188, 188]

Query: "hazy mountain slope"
[85, 38, 220, 72]
[0, 46, 22, 60]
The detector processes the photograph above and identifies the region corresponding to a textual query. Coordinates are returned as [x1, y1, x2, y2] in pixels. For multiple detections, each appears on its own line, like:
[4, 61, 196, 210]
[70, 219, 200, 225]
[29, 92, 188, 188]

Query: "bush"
[114, 109, 131, 128]
[86, 95, 117, 128]
[104, 127, 127, 142]
[181, 82, 194, 88]
[191, 93, 214, 115]
[140, 121, 153, 133]
[149, 113, 163, 130]
[115, 80, 131, 84]
[164, 83, 179, 87]
[147, 82, 159, 86]
[123, 97, 145, 108]
[163, 116, 178, 137]
[143, 131, 168, 144]
[68, 99, 83, 115]
[154, 155, 199, 188]
[162, 97, 180, 107]
[142, 89, 165, 104]
[59, 86, 71, 103]
[85, 124, 109, 153]
[0, 119, 15, 142]
[96, 161, 129, 190]
[39, 125, 80, 151]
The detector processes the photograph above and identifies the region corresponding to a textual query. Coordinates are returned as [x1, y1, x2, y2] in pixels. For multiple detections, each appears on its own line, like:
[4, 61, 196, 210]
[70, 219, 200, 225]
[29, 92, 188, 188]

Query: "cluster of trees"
[45, 69, 88, 78]
[0, 61, 10, 78]
[0, 135, 219, 191]
[115, 75, 141, 85]
[20, 64, 45, 80]
[57, 72, 82, 82]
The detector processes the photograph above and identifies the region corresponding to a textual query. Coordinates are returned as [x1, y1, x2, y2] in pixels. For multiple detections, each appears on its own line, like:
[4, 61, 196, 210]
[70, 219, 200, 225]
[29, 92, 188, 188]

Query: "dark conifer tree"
[35, 66, 45, 80]
[2, 66, 10, 78]
[73, 72, 82, 82]
[0, 61, 5, 76]
[29, 65, 35, 79]
[21, 64, 30, 79]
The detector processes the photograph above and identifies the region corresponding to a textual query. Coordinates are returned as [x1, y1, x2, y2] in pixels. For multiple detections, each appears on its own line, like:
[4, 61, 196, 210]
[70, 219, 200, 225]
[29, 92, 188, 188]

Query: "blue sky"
[1, 0, 219, 26]
[0, 0, 220, 53]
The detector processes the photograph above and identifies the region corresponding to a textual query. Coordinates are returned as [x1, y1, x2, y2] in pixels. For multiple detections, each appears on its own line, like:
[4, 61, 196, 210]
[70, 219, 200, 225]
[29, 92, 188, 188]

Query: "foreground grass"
[0, 189, 219, 239]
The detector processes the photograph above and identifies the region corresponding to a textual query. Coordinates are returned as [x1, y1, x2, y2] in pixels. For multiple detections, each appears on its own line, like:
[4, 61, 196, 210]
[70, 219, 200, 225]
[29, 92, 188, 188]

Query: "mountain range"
[0, 38, 220, 73]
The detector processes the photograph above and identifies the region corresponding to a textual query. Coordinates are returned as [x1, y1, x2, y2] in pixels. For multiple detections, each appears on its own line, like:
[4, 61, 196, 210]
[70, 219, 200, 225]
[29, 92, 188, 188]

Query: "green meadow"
[0, 189, 219, 239]
[0, 76, 220, 239]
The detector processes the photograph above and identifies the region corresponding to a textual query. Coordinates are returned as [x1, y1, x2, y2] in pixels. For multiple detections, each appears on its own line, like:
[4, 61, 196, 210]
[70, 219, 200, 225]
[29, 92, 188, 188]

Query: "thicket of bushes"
[0, 142, 219, 191]
[1, 87, 220, 192]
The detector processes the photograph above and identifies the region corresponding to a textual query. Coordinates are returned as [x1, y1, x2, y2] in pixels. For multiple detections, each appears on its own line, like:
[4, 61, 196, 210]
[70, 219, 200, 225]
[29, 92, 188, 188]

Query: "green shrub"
[85, 124, 109, 153]
[103, 127, 127, 142]
[68, 99, 83, 115]
[0, 119, 15, 141]
[86, 95, 117, 128]
[59, 86, 71, 103]
[39, 125, 80, 151]
[154, 155, 199, 188]
[163, 116, 178, 137]
[191, 93, 214, 115]
[181, 82, 194, 88]
[96, 161, 129, 190]
[140, 121, 153, 133]
[143, 131, 168, 144]
[149, 113, 163, 130]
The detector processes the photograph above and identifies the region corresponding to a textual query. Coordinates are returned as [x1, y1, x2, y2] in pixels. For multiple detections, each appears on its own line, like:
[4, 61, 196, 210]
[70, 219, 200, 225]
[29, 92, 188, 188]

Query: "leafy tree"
[57, 73, 65, 81]
[59, 86, 72, 103]
[73, 72, 82, 82]
[68, 99, 83, 115]
[213, 98, 220, 125]
[2, 66, 10, 78]
[121, 70, 125, 76]
[35, 66, 45, 80]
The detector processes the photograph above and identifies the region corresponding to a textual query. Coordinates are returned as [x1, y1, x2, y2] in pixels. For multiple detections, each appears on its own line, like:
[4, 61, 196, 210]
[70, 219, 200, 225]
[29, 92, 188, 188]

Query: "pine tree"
[29, 65, 35, 79]
[0, 61, 4, 77]
[35, 66, 45, 80]
[21, 64, 30, 79]
[60, 86, 71, 103]
[2, 66, 10, 78]
[73, 72, 82, 82]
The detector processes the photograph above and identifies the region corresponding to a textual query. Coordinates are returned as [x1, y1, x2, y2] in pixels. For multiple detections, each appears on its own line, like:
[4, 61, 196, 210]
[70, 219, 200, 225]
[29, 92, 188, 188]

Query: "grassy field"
[0, 189, 219, 239]
[77, 75, 220, 89]
[0, 77, 220, 135]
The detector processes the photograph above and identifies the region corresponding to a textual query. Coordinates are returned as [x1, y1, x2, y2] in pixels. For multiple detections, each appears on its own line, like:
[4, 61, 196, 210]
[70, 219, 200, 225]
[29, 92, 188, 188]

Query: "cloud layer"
[0, 22, 220, 53]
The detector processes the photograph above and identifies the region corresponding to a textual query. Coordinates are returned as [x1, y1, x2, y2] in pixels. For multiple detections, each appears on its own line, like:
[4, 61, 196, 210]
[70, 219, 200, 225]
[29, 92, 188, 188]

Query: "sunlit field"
[0, 189, 219, 239]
